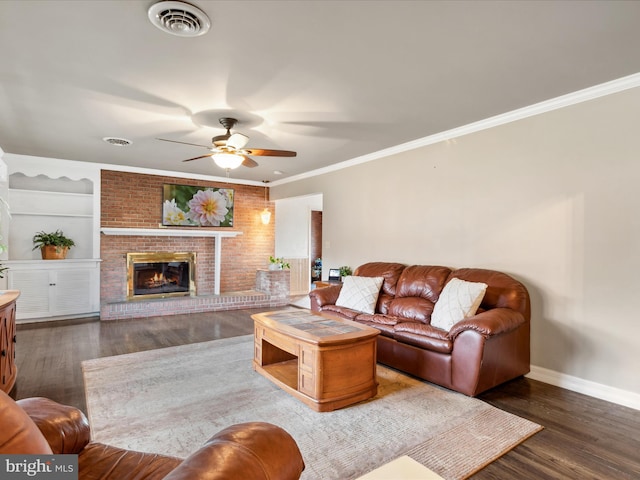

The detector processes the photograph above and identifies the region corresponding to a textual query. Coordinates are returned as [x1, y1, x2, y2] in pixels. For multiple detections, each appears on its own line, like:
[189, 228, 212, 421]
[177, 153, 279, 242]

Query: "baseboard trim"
[527, 365, 640, 411]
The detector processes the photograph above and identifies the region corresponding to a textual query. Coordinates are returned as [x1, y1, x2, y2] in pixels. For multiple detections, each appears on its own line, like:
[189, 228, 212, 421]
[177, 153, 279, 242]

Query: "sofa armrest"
[309, 285, 342, 312]
[164, 422, 304, 480]
[17, 397, 91, 454]
[448, 308, 525, 340]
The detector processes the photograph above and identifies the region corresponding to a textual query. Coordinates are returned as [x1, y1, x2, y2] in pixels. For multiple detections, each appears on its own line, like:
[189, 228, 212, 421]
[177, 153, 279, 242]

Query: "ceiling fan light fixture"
[212, 153, 243, 170]
[148, 1, 211, 37]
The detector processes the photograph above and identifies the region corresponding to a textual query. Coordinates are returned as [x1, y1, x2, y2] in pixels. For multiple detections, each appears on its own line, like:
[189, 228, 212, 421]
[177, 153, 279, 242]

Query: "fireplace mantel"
[100, 228, 243, 295]
[100, 228, 242, 238]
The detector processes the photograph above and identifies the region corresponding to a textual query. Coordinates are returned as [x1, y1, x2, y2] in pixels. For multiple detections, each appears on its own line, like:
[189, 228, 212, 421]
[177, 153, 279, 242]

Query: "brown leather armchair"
[0, 391, 305, 480]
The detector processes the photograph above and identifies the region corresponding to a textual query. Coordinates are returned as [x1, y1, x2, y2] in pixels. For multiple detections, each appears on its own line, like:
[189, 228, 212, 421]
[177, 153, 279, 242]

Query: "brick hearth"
[100, 269, 291, 321]
[100, 290, 289, 320]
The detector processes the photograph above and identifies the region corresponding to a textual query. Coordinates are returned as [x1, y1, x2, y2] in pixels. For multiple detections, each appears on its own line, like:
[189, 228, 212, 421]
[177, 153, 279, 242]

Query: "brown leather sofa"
[0, 390, 305, 480]
[309, 262, 530, 396]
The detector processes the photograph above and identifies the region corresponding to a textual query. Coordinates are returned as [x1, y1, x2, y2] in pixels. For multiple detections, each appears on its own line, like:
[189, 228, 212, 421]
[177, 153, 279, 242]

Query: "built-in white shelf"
[2, 158, 101, 317]
[7, 185, 95, 261]
[9, 189, 92, 197]
[4, 259, 102, 266]
[11, 212, 93, 218]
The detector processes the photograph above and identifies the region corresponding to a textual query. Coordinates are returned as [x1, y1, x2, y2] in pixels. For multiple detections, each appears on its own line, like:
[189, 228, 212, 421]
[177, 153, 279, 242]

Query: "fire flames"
[144, 272, 177, 288]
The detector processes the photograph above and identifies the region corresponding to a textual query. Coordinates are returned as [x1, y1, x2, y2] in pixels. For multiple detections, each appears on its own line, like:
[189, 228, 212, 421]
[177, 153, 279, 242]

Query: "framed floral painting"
[162, 184, 234, 227]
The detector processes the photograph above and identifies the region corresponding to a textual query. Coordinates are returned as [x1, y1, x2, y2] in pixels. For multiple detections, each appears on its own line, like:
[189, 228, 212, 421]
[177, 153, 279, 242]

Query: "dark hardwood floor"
[14, 309, 639, 479]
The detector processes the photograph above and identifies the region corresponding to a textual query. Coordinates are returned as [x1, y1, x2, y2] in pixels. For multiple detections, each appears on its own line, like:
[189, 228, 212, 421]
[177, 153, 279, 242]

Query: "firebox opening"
[127, 252, 196, 300]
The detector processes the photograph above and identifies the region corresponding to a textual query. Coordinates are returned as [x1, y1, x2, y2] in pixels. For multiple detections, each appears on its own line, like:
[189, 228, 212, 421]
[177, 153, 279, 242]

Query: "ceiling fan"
[158, 117, 297, 171]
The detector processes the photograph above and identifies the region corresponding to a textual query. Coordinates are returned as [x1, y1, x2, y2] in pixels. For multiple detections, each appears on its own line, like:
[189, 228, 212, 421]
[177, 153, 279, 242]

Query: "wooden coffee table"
[252, 309, 380, 412]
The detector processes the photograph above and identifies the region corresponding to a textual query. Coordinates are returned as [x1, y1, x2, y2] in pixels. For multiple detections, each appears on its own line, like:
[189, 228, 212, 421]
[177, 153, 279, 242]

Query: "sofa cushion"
[430, 278, 487, 331]
[320, 304, 360, 320]
[387, 265, 452, 323]
[375, 293, 394, 315]
[353, 319, 396, 337]
[387, 297, 435, 323]
[395, 265, 452, 302]
[335, 276, 384, 314]
[450, 268, 530, 318]
[393, 322, 453, 353]
[354, 313, 400, 326]
[353, 262, 406, 298]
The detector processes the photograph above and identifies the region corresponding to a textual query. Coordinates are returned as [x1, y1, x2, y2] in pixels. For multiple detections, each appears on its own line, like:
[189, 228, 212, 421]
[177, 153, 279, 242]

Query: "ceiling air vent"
[103, 137, 133, 147]
[148, 1, 211, 37]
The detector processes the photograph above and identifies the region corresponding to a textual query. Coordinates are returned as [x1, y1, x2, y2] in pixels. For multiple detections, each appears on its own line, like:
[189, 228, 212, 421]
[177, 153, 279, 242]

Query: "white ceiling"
[1, 0, 640, 183]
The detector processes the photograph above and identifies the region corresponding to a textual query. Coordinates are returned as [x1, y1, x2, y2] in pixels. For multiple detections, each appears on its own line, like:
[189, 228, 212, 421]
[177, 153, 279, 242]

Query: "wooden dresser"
[0, 290, 20, 394]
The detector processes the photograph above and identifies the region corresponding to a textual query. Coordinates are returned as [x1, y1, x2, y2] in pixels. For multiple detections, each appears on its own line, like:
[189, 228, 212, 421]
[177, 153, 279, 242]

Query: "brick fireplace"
[101, 233, 216, 303]
[99, 170, 288, 320]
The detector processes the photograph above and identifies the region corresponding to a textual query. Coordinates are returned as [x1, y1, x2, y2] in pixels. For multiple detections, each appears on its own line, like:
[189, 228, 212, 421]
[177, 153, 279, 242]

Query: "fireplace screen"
[127, 252, 196, 300]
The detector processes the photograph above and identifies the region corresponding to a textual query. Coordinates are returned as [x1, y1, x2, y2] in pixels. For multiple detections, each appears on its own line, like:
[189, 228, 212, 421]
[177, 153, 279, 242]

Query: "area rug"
[82, 335, 542, 479]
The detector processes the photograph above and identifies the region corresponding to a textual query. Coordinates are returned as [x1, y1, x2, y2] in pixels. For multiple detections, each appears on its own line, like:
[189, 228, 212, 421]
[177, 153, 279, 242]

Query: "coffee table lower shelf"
[258, 359, 299, 391]
[254, 357, 378, 412]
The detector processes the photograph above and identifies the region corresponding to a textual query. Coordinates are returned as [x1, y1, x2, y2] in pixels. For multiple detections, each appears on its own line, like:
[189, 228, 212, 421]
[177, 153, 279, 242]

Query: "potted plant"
[268, 256, 290, 271]
[32, 230, 75, 260]
[339, 265, 352, 280]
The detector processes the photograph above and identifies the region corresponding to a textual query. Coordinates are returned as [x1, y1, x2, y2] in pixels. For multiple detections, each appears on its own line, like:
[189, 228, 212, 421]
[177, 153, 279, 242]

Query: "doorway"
[310, 210, 322, 283]
[274, 194, 323, 295]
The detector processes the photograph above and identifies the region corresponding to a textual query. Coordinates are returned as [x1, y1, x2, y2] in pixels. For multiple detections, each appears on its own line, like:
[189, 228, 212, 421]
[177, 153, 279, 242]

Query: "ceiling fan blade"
[182, 154, 214, 162]
[157, 138, 211, 149]
[227, 133, 249, 150]
[241, 156, 259, 168]
[244, 148, 297, 157]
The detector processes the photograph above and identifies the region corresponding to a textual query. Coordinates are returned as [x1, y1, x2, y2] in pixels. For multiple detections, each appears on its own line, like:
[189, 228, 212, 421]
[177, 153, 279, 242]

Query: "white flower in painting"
[219, 189, 234, 208]
[163, 199, 189, 225]
[187, 189, 229, 226]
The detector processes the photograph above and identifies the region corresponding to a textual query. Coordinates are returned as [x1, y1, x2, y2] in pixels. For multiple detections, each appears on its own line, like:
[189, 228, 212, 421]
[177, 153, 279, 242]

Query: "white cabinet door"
[7, 261, 100, 320]
[52, 269, 97, 315]
[7, 270, 52, 318]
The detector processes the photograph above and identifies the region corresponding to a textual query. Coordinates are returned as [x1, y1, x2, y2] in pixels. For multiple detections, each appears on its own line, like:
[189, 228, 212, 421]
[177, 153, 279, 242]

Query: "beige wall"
[272, 87, 640, 397]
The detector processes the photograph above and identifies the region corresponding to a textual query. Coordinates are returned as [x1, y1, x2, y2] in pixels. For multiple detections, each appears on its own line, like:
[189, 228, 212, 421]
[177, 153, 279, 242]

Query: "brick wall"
[101, 170, 274, 302]
[255, 269, 291, 299]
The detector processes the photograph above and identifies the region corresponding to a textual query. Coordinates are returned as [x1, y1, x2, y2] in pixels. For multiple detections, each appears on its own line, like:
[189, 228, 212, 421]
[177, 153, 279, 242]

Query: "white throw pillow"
[335, 276, 384, 314]
[431, 277, 488, 331]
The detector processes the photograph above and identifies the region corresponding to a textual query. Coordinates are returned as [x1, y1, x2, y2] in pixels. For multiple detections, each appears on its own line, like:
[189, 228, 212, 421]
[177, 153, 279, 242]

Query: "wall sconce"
[261, 180, 271, 225]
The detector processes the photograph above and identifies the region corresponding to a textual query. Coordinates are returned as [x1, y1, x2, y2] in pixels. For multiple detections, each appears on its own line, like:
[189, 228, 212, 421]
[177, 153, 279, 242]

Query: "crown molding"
[271, 72, 640, 187]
